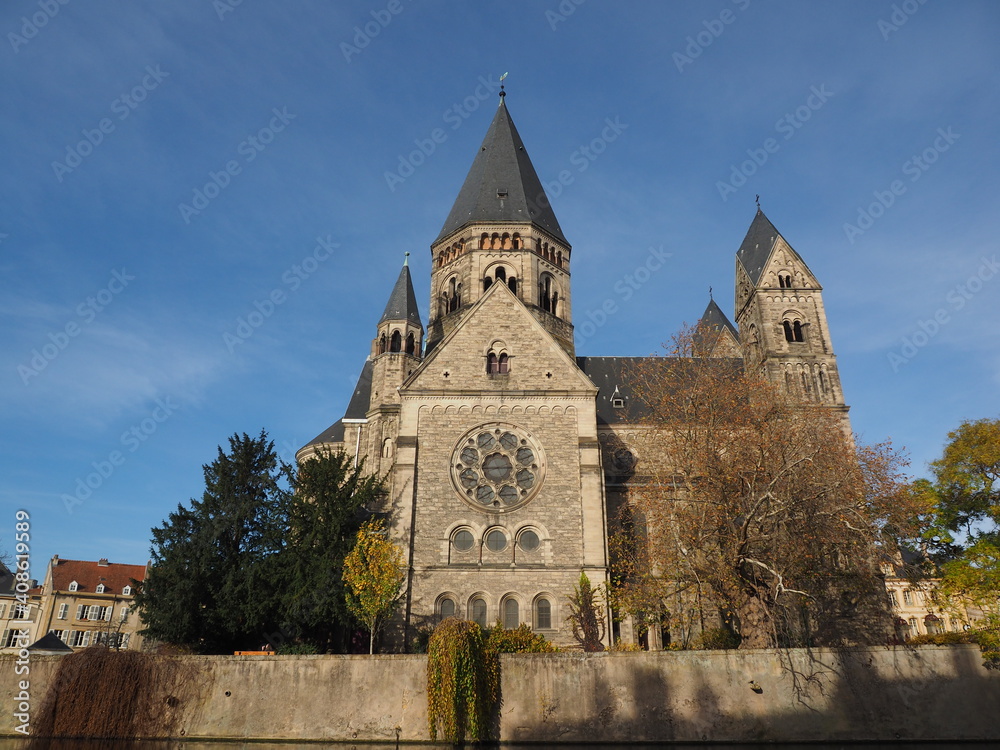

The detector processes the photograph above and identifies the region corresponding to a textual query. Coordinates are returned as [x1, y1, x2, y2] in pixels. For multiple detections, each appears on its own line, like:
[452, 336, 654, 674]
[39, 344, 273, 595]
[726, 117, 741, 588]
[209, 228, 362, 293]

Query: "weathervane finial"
[709, 285, 713, 300]
[404, 251, 410, 267]
[755, 194, 761, 209]
[499, 71, 508, 101]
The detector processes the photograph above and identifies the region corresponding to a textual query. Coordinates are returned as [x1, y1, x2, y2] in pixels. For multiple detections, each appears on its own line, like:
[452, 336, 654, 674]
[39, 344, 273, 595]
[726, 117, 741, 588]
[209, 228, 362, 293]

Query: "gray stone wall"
[4, 647, 997, 742]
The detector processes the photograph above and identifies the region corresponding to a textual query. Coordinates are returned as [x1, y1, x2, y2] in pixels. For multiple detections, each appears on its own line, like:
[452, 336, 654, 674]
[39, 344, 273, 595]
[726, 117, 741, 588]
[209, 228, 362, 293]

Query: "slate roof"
[49, 558, 146, 594]
[577, 355, 745, 426]
[736, 208, 792, 285]
[379, 262, 423, 328]
[693, 298, 740, 354]
[28, 632, 73, 653]
[301, 359, 374, 449]
[435, 97, 568, 245]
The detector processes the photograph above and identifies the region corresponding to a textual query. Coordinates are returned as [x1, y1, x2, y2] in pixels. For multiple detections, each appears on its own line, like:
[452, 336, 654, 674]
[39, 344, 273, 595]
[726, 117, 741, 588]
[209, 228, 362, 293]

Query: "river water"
[0, 742, 994, 749]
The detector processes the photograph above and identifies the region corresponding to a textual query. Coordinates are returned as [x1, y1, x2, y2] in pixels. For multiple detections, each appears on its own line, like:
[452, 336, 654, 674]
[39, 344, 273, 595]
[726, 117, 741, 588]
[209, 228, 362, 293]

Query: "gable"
[403, 283, 596, 395]
[759, 237, 821, 291]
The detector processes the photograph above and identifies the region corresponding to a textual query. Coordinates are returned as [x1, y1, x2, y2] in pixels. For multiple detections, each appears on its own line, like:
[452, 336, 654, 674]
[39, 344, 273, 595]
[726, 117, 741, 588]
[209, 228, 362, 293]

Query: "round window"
[450, 423, 545, 512]
[518, 530, 539, 551]
[453, 530, 474, 551]
[485, 529, 507, 552]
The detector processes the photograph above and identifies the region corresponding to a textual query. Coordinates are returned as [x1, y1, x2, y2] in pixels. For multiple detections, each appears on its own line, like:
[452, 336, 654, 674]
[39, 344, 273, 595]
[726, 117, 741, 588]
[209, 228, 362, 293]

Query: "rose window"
[451, 423, 544, 512]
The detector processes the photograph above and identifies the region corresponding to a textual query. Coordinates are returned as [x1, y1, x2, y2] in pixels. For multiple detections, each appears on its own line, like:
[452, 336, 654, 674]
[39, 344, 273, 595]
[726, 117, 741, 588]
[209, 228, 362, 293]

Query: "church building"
[297, 90, 848, 649]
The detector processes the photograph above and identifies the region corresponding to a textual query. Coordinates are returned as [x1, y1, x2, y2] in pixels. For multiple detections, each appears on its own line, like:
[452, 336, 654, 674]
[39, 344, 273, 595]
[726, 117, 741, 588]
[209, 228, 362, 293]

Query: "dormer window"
[611, 385, 625, 409]
[122, 585, 132, 596]
[497, 189, 508, 199]
[96, 584, 106, 594]
[68, 581, 79, 592]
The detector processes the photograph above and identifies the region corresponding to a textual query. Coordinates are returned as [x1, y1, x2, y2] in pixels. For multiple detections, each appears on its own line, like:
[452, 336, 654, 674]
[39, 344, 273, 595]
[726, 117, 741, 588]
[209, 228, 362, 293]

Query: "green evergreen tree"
[135, 430, 289, 653]
[281, 449, 385, 652]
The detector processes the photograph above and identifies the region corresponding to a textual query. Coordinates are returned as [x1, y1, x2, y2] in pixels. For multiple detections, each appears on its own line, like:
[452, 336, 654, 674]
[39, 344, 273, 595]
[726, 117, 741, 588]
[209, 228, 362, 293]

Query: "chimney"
[98, 558, 109, 567]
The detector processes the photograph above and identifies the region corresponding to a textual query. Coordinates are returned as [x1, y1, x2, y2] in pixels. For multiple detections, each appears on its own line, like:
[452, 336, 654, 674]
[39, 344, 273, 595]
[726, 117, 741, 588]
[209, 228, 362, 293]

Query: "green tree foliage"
[426, 618, 500, 743]
[929, 418, 1000, 543]
[919, 418, 1000, 634]
[282, 449, 384, 652]
[343, 518, 405, 654]
[135, 431, 289, 653]
[567, 571, 606, 651]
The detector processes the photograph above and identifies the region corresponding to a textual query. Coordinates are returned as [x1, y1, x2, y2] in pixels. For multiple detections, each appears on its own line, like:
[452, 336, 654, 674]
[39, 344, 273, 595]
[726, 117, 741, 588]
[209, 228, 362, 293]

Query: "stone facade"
[298, 97, 850, 649]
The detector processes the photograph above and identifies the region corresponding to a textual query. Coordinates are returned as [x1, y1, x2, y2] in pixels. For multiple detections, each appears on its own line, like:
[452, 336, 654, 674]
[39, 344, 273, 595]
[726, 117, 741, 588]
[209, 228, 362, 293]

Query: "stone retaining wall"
[2, 645, 997, 742]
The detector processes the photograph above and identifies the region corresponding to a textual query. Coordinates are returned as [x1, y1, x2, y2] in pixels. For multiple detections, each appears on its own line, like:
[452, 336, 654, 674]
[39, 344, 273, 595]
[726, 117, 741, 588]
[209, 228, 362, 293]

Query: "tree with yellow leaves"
[343, 518, 405, 654]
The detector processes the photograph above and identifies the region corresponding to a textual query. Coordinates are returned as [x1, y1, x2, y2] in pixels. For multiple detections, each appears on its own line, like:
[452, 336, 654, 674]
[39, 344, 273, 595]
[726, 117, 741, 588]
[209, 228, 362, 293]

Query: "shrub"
[485, 623, 558, 653]
[695, 627, 741, 650]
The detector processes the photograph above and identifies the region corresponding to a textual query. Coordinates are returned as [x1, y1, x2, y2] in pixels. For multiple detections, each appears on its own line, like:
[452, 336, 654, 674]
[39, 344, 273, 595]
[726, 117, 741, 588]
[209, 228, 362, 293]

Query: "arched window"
[390, 331, 402, 352]
[439, 598, 456, 619]
[484, 276, 493, 291]
[487, 352, 498, 374]
[508, 277, 517, 294]
[405, 332, 415, 355]
[503, 599, 519, 629]
[497, 353, 509, 374]
[792, 320, 804, 342]
[495, 267, 506, 283]
[378, 334, 387, 354]
[471, 597, 488, 627]
[536, 598, 552, 629]
[382, 438, 393, 458]
[783, 320, 794, 342]
[539, 274, 556, 314]
[518, 529, 539, 551]
[512, 233, 521, 249]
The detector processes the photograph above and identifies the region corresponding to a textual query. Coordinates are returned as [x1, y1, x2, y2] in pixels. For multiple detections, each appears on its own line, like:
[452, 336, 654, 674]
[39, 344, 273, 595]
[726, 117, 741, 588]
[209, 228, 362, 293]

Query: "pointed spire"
[379, 260, 422, 327]
[435, 98, 567, 244]
[736, 208, 788, 284]
[699, 297, 738, 338]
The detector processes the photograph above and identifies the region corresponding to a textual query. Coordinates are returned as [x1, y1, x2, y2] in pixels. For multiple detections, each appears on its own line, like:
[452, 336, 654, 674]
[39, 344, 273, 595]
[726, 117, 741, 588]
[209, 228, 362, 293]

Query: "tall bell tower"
[425, 90, 575, 356]
[734, 208, 848, 414]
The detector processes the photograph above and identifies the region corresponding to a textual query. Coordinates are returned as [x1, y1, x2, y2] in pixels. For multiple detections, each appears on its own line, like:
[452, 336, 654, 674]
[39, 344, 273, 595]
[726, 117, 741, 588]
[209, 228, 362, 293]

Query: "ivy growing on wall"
[426, 618, 500, 743]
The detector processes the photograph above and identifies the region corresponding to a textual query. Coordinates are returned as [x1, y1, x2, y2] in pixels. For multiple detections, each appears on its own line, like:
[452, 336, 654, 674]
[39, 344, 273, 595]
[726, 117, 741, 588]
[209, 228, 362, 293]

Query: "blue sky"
[2, 1, 999, 573]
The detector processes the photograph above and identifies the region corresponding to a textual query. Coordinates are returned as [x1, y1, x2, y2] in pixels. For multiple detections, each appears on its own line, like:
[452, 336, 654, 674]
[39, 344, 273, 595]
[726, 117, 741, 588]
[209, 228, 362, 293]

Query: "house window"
[122, 585, 132, 596]
[471, 598, 487, 627]
[119, 606, 130, 623]
[2, 630, 22, 648]
[908, 618, 919, 637]
[888, 591, 898, 608]
[58, 603, 69, 620]
[68, 581, 78, 592]
[13, 604, 29, 620]
[536, 598, 552, 629]
[0, 604, 5, 619]
[903, 590, 913, 606]
[439, 599, 456, 619]
[70, 630, 92, 648]
[503, 599, 519, 629]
